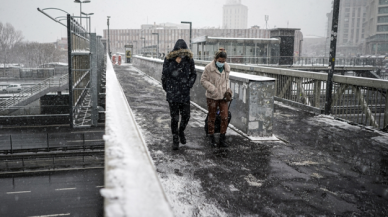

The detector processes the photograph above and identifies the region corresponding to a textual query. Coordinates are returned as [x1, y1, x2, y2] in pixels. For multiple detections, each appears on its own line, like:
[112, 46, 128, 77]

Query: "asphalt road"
[0, 168, 104, 217]
[115, 64, 388, 216]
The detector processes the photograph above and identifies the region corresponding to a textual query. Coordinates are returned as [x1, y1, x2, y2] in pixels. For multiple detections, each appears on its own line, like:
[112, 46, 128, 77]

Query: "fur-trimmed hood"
[166, 49, 194, 60]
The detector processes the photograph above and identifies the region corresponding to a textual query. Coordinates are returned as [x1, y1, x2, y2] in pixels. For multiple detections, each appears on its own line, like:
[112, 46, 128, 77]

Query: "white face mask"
[216, 61, 225, 68]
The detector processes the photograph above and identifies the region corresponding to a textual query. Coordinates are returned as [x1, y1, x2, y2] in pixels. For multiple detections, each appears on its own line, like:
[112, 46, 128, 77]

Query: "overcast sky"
[0, 0, 332, 43]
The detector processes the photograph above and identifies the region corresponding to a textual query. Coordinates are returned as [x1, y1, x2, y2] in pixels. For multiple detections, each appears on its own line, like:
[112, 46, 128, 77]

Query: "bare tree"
[0, 22, 23, 69]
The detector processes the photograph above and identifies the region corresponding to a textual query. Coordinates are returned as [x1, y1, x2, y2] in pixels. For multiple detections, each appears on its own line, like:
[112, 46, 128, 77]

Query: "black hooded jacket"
[161, 39, 197, 103]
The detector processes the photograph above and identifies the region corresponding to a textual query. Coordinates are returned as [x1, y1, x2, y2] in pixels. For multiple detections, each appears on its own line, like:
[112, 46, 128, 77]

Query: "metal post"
[47, 133, 49, 151]
[67, 14, 74, 128]
[384, 92, 388, 129]
[107, 16, 111, 57]
[90, 33, 98, 126]
[157, 34, 159, 58]
[83, 133, 86, 150]
[10, 135, 12, 154]
[324, 0, 340, 115]
[181, 21, 192, 50]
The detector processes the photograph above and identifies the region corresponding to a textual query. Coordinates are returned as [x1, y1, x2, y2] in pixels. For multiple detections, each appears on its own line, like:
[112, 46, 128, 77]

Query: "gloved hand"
[223, 92, 232, 102]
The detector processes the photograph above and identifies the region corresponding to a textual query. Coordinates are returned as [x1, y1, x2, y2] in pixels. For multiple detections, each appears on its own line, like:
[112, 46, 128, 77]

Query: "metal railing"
[194, 56, 385, 68]
[232, 65, 388, 130]
[67, 14, 105, 128]
[0, 74, 68, 113]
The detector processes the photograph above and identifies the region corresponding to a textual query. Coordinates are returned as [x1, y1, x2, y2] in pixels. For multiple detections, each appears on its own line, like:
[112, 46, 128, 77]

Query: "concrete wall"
[103, 55, 173, 217]
[133, 56, 275, 138]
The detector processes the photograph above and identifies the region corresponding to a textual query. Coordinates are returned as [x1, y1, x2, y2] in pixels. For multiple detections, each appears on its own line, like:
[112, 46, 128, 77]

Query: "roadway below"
[115, 63, 388, 216]
[0, 168, 103, 217]
[0, 125, 104, 151]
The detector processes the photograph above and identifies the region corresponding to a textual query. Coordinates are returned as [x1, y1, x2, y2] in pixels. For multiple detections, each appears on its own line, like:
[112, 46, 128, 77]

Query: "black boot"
[208, 134, 217, 148]
[179, 130, 186, 144]
[219, 134, 228, 148]
[172, 135, 179, 150]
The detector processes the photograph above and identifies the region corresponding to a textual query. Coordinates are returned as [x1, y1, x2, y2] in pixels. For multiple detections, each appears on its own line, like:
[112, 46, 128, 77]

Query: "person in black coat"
[161, 39, 197, 150]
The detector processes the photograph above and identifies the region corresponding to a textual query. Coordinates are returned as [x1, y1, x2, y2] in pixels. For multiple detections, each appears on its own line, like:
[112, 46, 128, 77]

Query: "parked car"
[2, 84, 22, 93]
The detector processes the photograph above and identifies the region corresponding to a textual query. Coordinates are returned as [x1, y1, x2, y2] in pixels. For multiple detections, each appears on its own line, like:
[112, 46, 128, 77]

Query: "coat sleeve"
[226, 72, 233, 96]
[188, 58, 197, 88]
[200, 66, 216, 93]
[161, 58, 176, 91]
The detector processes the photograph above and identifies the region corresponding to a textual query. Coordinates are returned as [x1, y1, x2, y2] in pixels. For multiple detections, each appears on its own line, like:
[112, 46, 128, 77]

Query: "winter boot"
[219, 134, 228, 148]
[208, 134, 217, 148]
[179, 130, 186, 144]
[172, 135, 179, 150]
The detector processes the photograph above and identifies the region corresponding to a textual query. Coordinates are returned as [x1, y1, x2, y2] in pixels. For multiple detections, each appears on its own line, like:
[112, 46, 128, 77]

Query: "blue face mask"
[216, 61, 225, 68]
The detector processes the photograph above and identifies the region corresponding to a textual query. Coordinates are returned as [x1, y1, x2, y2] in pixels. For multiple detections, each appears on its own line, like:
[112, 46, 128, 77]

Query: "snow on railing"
[101, 55, 173, 217]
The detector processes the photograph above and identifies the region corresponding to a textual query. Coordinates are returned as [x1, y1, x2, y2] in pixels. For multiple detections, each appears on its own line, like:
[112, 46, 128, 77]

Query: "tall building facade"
[364, 0, 388, 54]
[222, 0, 248, 29]
[326, 0, 388, 56]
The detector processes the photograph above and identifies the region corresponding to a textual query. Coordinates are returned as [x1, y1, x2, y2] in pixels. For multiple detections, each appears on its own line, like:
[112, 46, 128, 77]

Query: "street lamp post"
[81, 12, 94, 33]
[74, 0, 90, 26]
[181, 21, 192, 50]
[107, 16, 111, 57]
[133, 41, 138, 55]
[141, 37, 145, 55]
[152, 33, 159, 58]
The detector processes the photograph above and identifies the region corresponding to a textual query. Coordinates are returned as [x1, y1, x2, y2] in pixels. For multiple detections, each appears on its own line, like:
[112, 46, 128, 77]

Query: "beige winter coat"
[200, 60, 233, 100]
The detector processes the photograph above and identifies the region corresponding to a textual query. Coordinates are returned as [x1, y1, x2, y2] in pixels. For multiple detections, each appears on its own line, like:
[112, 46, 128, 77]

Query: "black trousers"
[168, 102, 191, 137]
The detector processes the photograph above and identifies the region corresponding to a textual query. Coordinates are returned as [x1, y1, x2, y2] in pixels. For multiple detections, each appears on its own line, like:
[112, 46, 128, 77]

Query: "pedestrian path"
[114, 64, 388, 217]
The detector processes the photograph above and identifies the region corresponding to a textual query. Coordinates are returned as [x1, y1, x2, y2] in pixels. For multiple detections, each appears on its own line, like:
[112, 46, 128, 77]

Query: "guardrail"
[193, 56, 385, 68]
[0, 131, 103, 154]
[102, 55, 173, 217]
[0, 74, 68, 113]
[134, 56, 387, 130]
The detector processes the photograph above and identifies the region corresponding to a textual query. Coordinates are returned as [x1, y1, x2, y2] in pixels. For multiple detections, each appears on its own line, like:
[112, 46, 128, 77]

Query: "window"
[377, 25, 388, 32]
[380, 0, 388, 5]
[378, 16, 388, 23]
[378, 7, 388, 14]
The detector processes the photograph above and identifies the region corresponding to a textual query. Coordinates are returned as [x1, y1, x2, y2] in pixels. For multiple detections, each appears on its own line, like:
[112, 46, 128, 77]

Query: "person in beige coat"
[200, 51, 232, 148]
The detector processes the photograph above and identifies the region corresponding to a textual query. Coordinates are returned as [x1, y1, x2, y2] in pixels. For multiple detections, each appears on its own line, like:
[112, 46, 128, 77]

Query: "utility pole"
[325, 0, 340, 115]
[107, 16, 111, 58]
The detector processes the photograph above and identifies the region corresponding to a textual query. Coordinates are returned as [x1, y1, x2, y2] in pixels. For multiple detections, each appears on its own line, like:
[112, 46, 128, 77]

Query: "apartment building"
[364, 0, 388, 54]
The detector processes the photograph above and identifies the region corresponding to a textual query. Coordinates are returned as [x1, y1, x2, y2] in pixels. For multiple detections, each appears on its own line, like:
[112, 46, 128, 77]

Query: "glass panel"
[378, 7, 388, 14]
[380, 0, 388, 5]
[378, 16, 388, 23]
[377, 25, 388, 32]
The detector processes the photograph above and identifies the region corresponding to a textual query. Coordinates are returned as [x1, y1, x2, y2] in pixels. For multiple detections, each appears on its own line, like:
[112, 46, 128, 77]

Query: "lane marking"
[55, 188, 76, 191]
[66, 139, 104, 143]
[6, 191, 31, 194]
[28, 213, 70, 217]
[96, 186, 104, 188]
[70, 130, 104, 134]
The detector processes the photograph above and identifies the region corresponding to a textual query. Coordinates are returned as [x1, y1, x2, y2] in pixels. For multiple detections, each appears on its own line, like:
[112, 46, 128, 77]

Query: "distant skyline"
[0, 0, 332, 43]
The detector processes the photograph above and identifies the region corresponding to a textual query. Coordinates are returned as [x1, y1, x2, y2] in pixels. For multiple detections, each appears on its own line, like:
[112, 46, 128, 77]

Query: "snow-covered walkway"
[114, 63, 388, 216]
